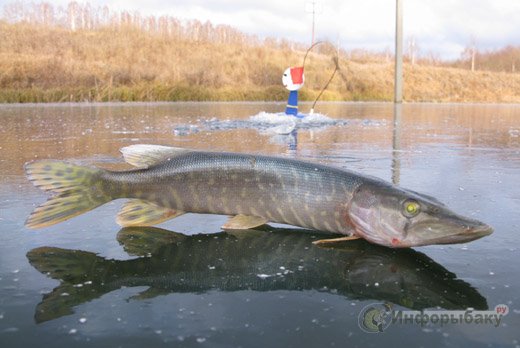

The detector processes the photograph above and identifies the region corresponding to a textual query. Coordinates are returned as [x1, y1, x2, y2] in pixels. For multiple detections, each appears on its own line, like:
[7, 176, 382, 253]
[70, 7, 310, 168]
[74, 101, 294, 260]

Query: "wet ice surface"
[0, 102, 520, 347]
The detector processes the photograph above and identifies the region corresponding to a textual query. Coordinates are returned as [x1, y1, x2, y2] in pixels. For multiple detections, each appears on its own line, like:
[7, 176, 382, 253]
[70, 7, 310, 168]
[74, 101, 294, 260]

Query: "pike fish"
[25, 144, 493, 247]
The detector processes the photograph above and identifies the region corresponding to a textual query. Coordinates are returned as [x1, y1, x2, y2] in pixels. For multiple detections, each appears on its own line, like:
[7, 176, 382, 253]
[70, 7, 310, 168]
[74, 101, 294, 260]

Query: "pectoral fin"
[129, 287, 170, 301]
[117, 227, 187, 256]
[116, 199, 185, 227]
[312, 235, 361, 246]
[222, 214, 268, 230]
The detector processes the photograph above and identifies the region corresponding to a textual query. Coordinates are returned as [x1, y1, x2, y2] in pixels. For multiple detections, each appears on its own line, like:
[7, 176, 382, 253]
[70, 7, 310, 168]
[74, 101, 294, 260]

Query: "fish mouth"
[434, 223, 493, 245]
[406, 219, 493, 247]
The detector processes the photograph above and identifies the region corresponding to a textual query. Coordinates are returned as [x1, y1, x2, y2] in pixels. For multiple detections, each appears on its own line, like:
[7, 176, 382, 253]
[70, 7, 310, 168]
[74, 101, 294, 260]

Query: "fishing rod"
[301, 41, 340, 114]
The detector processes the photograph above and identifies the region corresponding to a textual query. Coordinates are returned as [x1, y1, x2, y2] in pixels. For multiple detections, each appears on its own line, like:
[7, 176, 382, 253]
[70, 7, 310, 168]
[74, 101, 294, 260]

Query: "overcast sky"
[2, 0, 519, 59]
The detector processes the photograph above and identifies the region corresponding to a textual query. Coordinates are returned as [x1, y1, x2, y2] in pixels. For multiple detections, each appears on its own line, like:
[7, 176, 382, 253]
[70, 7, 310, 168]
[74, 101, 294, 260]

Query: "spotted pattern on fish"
[100, 151, 358, 234]
[25, 145, 494, 249]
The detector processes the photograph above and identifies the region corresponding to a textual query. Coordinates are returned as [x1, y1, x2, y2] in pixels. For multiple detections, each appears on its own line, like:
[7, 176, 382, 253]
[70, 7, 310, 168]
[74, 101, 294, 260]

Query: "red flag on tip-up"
[290, 67, 304, 84]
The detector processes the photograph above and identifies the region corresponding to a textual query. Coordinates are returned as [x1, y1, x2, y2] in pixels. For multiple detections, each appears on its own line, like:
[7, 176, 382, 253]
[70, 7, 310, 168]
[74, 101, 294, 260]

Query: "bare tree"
[407, 36, 419, 65]
[461, 37, 477, 72]
[67, 2, 79, 31]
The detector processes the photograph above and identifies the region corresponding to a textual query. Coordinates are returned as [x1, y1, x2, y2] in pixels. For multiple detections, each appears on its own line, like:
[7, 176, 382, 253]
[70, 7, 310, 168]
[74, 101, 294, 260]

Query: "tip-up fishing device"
[283, 41, 340, 116]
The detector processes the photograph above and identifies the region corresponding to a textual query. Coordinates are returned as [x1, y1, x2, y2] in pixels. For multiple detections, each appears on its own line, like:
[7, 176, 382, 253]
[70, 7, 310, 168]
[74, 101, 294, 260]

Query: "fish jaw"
[348, 182, 493, 248]
[400, 214, 493, 247]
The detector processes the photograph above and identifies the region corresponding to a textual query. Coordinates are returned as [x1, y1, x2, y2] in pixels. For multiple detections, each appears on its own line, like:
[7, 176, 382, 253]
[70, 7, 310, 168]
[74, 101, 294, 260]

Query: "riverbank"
[1, 22, 519, 103]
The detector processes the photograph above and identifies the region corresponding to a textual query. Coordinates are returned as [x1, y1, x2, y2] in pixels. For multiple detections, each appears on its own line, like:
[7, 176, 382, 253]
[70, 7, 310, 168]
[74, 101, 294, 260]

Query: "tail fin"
[27, 246, 102, 283]
[25, 160, 111, 229]
[27, 246, 107, 322]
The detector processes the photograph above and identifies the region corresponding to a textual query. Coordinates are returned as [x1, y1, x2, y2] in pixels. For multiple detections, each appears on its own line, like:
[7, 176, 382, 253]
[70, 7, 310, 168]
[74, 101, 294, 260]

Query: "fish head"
[348, 182, 493, 248]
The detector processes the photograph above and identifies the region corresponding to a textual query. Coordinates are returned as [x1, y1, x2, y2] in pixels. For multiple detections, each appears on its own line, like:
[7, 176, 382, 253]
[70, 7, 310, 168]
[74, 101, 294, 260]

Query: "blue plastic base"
[285, 91, 299, 116]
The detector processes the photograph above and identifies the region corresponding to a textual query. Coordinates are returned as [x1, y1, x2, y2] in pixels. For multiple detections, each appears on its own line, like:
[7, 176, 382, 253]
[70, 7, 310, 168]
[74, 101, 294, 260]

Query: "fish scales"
[105, 151, 358, 234]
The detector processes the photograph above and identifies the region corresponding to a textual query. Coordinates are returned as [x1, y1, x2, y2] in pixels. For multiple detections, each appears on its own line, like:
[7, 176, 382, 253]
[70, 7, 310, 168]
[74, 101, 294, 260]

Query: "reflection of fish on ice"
[26, 226, 488, 323]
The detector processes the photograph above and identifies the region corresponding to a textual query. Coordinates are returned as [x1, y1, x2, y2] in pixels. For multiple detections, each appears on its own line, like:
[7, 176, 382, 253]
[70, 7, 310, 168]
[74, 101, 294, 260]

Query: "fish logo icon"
[358, 303, 393, 333]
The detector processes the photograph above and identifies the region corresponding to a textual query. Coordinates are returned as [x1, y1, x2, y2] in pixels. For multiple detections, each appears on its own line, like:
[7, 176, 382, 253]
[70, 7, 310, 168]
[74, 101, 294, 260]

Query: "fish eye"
[402, 199, 420, 218]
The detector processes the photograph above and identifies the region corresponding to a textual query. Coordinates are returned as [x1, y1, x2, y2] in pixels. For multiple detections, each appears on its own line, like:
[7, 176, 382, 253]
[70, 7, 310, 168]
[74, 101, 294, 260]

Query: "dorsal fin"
[120, 144, 191, 168]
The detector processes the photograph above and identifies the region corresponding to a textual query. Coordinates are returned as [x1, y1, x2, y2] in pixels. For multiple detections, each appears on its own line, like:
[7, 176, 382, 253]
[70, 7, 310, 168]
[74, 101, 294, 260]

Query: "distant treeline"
[2, 1, 307, 50]
[0, 1, 519, 103]
[3, 1, 519, 72]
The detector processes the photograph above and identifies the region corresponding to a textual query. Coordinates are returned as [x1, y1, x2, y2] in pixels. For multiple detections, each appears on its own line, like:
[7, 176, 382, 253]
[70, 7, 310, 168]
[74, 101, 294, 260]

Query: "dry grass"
[0, 21, 519, 103]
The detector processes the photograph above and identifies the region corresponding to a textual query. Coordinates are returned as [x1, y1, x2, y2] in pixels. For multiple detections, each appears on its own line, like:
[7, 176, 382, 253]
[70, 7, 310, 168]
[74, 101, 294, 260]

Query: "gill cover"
[349, 183, 410, 247]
